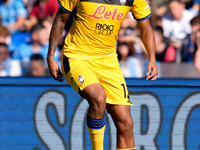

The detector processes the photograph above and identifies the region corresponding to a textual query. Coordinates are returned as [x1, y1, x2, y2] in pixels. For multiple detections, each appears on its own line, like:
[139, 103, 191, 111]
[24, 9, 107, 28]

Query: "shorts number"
[121, 83, 126, 98]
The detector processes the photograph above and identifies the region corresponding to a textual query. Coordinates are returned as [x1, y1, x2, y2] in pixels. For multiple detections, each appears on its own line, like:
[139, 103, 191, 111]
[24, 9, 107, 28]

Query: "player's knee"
[95, 94, 106, 112]
[118, 116, 133, 136]
[89, 93, 106, 115]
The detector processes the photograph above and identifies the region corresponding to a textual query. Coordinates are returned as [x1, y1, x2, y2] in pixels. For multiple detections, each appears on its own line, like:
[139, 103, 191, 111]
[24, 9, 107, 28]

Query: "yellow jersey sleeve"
[131, 0, 151, 21]
[57, 0, 79, 12]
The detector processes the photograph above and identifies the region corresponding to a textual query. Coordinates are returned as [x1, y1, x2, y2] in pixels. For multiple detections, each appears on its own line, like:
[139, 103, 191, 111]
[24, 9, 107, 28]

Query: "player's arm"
[137, 19, 159, 80]
[47, 7, 70, 82]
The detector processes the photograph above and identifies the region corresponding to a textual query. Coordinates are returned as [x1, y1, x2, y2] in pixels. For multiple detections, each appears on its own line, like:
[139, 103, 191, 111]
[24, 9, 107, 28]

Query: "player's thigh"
[61, 55, 100, 94]
[99, 56, 132, 105]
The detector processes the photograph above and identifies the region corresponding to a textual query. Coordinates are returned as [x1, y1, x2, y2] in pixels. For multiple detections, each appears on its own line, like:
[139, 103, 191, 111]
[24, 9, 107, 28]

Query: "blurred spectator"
[162, 0, 196, 45]
[190, 15, 200, 47]
[119, 12, 137, 37]
[22, 0, 28, 8]
[181, 0, 200, 14]
[181, 0, 193, 9]
[25, 54, 50, 77]
[155, 6, 167, 18]
[40, 16, 66, 60]
[31, 0, 58, 20]
[117, 42, 144, 78]
[13, 23, 59, 74]
[0, 43, 21, 77]
[40, 17, 54, 39]
[154, 26, 176, 62]
[154, 15, 163, 27]
[154, 1, 168, 26]
[118, 14, 147, 58]
[191, 0, 200, 14]
[182, 15, 200, 62]
[162, 0, 197, 62]
[25, 0, 59, 31]
[145, 0, 160, 28]
[118, 32, 147, 59]
[194, 30, 200, 73]
[25, 0, 37, 13]
[0, 25, 10, 43]
[0, 0, 28, 33]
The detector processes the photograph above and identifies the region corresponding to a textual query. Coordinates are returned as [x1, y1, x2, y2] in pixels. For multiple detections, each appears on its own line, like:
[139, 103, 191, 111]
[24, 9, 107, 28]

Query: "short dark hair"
[117, 42, 129, 47]
[117, 42, 133, 60]
[0, 42, 8, 48]
[30, 54, 44, 61]
[154, 26, 164, 35]
[30, 23, 45, 34]
[190, 15, 200, 26]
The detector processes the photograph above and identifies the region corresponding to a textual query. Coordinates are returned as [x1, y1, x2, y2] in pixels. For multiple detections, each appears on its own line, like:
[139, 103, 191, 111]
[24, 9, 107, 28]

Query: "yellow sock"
[88, 126, 105, 150]
[87, 116, 106, 150]
[116, 148, 136, 150]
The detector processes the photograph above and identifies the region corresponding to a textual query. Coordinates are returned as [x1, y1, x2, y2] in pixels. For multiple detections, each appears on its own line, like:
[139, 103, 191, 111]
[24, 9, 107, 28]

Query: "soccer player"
[47, 0, 158, 149]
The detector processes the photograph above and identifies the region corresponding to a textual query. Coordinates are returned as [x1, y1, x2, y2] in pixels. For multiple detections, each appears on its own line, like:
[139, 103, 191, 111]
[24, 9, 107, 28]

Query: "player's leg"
[81, 83, 107, 150]
[81, 83, 106, 119]
[96, 54, 134, 149]
[61, 56, 106, 150]
[107, 104, 136, 150]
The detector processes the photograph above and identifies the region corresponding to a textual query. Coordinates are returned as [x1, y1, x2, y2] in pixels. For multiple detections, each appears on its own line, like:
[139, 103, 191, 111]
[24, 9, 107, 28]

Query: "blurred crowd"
[0, 0, 199, 77]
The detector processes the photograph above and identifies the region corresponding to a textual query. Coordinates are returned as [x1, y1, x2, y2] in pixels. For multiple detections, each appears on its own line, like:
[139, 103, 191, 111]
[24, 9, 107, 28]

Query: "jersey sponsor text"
[89, 5, 124, 21]
[95, 23, 114, 35]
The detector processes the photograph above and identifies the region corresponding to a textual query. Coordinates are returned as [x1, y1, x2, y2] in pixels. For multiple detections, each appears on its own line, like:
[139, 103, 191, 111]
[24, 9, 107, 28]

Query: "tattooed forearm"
[47, 8, 70, 58]
[47, 21, 64, 57]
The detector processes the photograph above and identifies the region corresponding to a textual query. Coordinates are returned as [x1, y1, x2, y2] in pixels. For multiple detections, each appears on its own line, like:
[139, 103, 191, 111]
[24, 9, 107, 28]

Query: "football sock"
[87, 116, 106, 150]
[116, 148, 136, 150]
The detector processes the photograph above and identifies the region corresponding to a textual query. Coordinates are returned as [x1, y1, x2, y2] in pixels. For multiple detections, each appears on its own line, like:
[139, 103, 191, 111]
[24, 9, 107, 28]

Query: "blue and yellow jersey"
[58, 0, 151, 58]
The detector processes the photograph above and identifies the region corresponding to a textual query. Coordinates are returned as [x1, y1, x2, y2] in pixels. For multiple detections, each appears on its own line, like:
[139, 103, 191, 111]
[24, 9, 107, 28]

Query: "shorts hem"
[106, 101, 133, 106]
[79, 82, 100, 91]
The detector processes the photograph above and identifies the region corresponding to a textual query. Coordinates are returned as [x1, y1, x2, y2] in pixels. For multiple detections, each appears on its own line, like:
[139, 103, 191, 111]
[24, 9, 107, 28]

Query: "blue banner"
[0, 78, 200, 150]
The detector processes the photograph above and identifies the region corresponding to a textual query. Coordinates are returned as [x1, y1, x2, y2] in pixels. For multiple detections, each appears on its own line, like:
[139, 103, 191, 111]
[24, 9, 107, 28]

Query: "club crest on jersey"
[78, 75, 85, 84]
[120, 0, 126, 5]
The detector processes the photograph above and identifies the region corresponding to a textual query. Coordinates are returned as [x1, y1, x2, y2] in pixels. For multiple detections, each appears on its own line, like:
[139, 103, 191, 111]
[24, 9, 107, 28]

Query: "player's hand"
[143, 60, 159, 81]
[47, 56, 63, 82]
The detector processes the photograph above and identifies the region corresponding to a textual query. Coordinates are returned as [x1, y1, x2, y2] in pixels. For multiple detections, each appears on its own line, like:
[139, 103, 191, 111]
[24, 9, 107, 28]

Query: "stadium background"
[0, 78, 200, 150]
[0, 0, 200, 149]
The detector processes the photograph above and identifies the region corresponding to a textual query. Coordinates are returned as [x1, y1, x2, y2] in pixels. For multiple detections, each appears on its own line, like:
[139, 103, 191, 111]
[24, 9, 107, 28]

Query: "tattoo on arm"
[47, 8, 70, 58]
